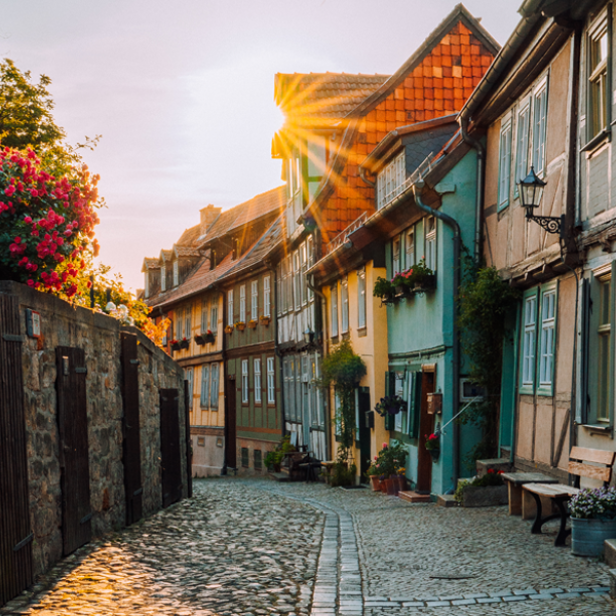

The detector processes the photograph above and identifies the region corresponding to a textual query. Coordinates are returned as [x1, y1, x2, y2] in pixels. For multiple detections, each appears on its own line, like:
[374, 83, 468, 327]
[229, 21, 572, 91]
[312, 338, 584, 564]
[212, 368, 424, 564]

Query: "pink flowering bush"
[0, 146, 100, 297]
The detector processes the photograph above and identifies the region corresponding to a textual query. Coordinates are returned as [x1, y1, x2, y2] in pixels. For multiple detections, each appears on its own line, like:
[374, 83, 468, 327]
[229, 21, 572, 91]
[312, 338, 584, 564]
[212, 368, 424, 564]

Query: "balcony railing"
[377, 151, 436, 210]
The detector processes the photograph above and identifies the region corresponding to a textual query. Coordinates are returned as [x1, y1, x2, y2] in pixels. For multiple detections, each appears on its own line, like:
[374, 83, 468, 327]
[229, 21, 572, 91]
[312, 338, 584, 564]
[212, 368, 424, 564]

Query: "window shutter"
[408, 372, 422, 439]
[579, 278, 591, 425]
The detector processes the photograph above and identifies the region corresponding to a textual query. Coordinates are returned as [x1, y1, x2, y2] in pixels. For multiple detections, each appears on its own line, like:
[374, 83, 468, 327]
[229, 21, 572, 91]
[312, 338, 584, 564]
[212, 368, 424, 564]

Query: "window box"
[180, 337, 190, 349]
[195, 332, 215, 345]
[413, 273, 436, 293]
[235, 321, 246, 332]
[373, 276, 399, 305]
[259, 315, 271, 327]
[170, 340, 181, 351]
[224, 325, 234, 334]
[247, 319, 258, 329]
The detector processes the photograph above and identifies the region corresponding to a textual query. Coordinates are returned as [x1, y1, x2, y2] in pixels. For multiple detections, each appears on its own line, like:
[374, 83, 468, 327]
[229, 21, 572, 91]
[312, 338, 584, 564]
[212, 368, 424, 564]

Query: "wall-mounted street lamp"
[519, 166, 564, 239]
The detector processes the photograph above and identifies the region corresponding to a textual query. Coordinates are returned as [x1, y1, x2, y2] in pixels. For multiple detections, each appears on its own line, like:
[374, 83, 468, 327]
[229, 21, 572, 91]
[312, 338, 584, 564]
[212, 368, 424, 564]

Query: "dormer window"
[377, 150, 406, 210]
[144, 271, 150, 298]
[173, 260, 179, 286]
[161, 265, 167, 291]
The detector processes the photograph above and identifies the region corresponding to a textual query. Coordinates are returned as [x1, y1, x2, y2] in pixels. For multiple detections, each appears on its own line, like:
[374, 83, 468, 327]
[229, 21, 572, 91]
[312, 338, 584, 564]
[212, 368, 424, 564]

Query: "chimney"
[200, 204, 222, 236]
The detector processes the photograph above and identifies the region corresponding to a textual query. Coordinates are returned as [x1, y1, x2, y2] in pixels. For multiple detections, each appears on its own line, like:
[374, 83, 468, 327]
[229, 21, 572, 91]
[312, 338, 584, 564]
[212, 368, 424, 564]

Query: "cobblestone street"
[2, 477, 615, 616]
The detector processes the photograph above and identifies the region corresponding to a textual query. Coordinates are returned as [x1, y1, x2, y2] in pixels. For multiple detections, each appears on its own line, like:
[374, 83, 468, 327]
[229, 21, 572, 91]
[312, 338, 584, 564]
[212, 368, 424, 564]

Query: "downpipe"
[412, 181, 462, 490]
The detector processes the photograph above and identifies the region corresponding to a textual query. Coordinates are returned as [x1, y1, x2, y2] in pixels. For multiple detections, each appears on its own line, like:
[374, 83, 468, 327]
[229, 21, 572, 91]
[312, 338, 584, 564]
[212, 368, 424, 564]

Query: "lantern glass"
[519, 166, 546, 216]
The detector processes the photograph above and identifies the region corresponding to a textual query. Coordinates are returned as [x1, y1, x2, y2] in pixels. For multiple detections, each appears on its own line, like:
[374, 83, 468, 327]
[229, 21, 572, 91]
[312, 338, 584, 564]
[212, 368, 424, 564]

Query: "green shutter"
[408, 372, 422, 439]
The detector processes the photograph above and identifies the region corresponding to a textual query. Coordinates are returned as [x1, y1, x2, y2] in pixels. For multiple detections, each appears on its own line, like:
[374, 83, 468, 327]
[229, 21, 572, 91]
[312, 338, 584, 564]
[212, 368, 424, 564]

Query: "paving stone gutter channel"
[257, 484, 613, 615]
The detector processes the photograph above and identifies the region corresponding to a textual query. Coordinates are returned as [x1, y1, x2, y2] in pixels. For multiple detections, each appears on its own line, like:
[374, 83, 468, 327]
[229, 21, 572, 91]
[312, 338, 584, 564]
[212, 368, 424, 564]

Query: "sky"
[0, 1, 521, 291]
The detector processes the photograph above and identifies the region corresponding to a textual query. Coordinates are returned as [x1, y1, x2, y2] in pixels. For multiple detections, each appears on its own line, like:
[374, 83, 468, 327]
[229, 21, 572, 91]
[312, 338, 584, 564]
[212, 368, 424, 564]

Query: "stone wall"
[0, 281, 187, 577]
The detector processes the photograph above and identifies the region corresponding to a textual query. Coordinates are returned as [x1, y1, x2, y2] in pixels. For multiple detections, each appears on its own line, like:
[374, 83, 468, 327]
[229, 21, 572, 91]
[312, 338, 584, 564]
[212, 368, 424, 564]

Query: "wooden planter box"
[413, 274, 436, 293]
[461, 485, 508, 508]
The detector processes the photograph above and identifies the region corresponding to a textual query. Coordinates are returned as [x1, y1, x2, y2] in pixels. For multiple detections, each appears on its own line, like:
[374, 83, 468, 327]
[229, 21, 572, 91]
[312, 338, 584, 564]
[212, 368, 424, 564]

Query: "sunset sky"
[1, 1, 520, 291]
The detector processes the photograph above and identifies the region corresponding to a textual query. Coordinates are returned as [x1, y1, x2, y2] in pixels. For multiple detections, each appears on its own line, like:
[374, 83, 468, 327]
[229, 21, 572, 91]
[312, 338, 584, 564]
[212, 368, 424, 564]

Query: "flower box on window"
[195, 331, 215, 345]
[170, 339, 181, 351]
[259, 315, 271, 326]
[247, 319, 257, 329]
[373, 276, 399, 306]
[235, 321, 246, 332]
[180, 337, 190, 349]
[413, 273, 436, 293]
[224, 325, 234, 334]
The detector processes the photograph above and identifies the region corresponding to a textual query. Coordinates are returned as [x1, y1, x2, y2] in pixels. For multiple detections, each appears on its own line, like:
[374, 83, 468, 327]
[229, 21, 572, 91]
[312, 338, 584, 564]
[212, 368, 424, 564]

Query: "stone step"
[398, 490, 431, 503]
[268, 471, 289, 482]
[605, 538, 616, 568]
[476, 458, 512, 477]
[437, 494, 459, 508]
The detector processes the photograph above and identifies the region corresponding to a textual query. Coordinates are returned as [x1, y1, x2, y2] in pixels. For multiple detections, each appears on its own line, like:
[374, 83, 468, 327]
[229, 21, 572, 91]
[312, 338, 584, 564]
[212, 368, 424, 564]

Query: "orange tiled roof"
[176, 224, 201, 247]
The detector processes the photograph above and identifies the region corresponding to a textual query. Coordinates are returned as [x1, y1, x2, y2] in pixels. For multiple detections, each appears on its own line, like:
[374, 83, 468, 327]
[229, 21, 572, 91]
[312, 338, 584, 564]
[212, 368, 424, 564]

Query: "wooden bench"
[521, 447, 616, 546]
[501, 472, 559, 517]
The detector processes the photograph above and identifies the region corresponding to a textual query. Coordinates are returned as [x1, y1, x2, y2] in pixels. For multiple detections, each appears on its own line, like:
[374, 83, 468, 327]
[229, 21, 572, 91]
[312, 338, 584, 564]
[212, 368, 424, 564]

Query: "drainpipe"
[412, 181, 462, 489]
[459, 117, 484, 261]
[359, 166, 375, 188]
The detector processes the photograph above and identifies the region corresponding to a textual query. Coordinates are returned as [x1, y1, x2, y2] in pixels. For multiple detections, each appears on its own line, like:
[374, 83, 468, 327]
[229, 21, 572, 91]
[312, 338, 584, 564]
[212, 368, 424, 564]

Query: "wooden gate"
[159, 388, 182, 508]
[120, 333, 143, 525]
[184, 380, 192, 499]
[225, 375, 237, 469]
[56, 347, 92, 555]
[0, 295, 33, 606]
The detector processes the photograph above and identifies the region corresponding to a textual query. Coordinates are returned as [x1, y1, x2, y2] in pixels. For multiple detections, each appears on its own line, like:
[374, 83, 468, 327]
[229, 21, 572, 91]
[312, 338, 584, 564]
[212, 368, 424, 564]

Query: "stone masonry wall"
[0, 281, 187, 577]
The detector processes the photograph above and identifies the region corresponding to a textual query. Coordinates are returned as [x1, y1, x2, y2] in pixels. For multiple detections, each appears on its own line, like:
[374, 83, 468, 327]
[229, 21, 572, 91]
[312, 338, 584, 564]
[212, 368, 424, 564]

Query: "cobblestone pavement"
[2, 477, 616, 616]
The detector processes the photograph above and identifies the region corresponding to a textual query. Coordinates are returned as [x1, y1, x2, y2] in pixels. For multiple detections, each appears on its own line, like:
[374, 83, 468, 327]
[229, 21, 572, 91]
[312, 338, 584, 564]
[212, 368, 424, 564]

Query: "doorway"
[416, 369, 435, 494]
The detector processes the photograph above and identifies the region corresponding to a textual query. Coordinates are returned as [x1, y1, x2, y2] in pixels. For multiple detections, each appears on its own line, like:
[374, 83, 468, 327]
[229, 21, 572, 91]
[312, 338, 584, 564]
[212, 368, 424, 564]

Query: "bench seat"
[501, 472, 558, 517]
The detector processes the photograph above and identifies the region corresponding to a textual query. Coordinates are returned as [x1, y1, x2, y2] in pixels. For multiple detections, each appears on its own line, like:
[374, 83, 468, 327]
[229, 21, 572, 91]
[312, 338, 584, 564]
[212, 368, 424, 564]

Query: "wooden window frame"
[498, 114, 512, 211]
[241, 359, 249, 404]
[254, 358, 262, 404]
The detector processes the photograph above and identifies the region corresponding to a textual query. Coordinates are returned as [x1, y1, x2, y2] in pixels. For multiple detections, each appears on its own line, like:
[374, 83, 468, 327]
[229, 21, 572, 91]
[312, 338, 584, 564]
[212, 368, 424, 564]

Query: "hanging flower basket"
[259, 315, 271, 326]
[235, 321, 246, 332]
[247, 319, 257, 329]
[425, 431, 440, 461]
[374, 395, 406, 417]
[224, 325, 234, 334]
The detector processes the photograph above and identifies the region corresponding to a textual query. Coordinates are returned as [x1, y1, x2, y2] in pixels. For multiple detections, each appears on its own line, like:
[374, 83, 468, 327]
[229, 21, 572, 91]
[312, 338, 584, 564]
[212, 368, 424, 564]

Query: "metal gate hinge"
[13, 532, 33, 552]
[3, 334, 23, 342]
[74, 367, 87, 374]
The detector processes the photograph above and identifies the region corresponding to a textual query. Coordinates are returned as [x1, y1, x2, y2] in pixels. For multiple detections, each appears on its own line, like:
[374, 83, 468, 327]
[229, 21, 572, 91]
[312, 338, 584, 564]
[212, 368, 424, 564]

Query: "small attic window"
[161, 265, 167, 291]
[173, 260, 179, 286]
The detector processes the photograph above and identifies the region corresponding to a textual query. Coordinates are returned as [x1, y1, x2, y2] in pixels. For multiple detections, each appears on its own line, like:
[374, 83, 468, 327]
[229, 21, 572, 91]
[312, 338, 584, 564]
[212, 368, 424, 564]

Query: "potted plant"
[391, 268, 415, 297]
[373, 442, 407, 495]
[375, 395, 406, 417]
[570, 487, 616, 557]
[454, 469, 508, 507]
[366, 459, 382, 491]
[373, 276, 397, 305]
[264, 449, 283, 472]
[204, 330, 215, 343]
[224, 324, 234, 334]
[235, 321, 246, 332]
[170, 339, 181, 351]
[425, 431, 440, 461]
[195, 330, 215, 345]
[247, 319, 258, 329]
[410, 258, 436, 292]
[259, 315, 271, 326]
[180, 336, 190, 349]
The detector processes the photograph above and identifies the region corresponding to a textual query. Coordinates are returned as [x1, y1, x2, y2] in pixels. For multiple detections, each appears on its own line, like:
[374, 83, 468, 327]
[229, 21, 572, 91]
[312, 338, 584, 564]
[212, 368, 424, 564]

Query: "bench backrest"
[568, 446, 616, 485]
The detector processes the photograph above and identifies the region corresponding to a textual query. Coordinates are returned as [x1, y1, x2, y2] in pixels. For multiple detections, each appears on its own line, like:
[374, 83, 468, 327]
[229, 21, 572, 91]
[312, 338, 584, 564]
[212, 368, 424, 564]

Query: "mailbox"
[427, 392, 442, 415]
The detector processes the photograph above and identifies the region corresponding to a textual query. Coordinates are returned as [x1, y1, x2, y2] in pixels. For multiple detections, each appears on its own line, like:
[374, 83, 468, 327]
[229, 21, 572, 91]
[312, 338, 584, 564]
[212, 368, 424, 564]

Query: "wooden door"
[159, 388, 182, 508]
[225, 375, 237, 469]
[56, 347, 92, 555]
[416, 371, 435, 494]
[184, 379, 192, 498]
[120, 333, 143, 525]
[0, 295, 33, 606]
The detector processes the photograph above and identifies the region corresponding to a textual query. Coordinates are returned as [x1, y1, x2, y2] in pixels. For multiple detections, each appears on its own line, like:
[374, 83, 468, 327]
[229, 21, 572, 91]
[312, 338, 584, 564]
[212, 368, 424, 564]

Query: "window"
[306, 236, 314, 301]
[201, 300, 208, 333]
[405, 227, 415, 268]
[267, 357, 275, 404]
[185, 307, 191, 339]
[161, 265, 167, 291]
[392, 237, 401, 276]
[263, 275, 271, 317]
[173, 260, 179, 287]
[239, 285, 246, 322]
[330, 283, 339, 337]
[522, 294, 537, 388]
[532, 83, 548, 176]
[357, 268, 366, 329]
[539, 290, 556, 386]
[425, 216, 437, 271]
[210, 364, 219, 409]
[294, 251, 301, 310]
[515, 103, 530, 184]
[175, 309, 183, 340]
[200, 364, 210, 408]
[251, 280, 258, 320]
[376, 150, 406, 209]
[254, 358, 262, 403]
[227, 290, 234, 327]
[241, 360, 249, 404]
[598, 279, 611, 422]
[210, 305, 218, 334]
[341, 276, 349, 334]
[588, 14, 609, 140]
[498, 118, 512, 209]
[186, 367, 194, 404]
[300, 242, 307, 305]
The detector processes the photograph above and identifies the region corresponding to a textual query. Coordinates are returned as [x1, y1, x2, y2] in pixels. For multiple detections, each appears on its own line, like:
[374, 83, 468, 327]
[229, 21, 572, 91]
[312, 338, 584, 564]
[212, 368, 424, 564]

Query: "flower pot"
[429, 449, 440, 462]
[195, 335, 206, 346]
[171, 343, 180, 352]
[205, 333, 215, 344]
[571, 517, 616, 557]
[248, 320, 257, 329]
[391, 476, 401, 496]
[385, 478, 396, 496]
[236, 323, 246, 332]
[225, 325, 234, 334]
[180, 339, 189, 349]
[370, 476, 381, 492]
[380, 478, 388, 493]
[260, 317, 271, 327]
[414, 274, 436, 293]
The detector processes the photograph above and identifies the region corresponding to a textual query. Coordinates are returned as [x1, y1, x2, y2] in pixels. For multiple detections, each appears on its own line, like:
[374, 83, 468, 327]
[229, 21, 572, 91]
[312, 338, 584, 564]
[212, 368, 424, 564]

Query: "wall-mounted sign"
[25, 309, 41, 338]
[427, 392, 443, 415]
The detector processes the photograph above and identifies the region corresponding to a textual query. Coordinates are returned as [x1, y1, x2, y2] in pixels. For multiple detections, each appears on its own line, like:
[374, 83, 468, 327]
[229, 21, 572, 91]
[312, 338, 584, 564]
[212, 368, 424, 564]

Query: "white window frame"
[186, 366, 194, 404]
[357, 268, 366, 329]
[392, 236, 401, 276]
[498, 115, 512, 210]
[293, 251, 301, 310]
[330, 283, 339, 338]
[425, 217, 437, 272]
[254, 358, 262, 403]
[241, 359, 249, 404]
[173, 260, 179, 287]
[263, 275, 271, 317]
[522, 293, 537, 388]
[532, 78, 548, 177]
[405, 227, 415, 269]
[588, 11, 610, 141]
[200, 364, 210, 408]
[227, 290, 234, 327]
[239, 285, 246, 322]
[161, 265, 167, 292]
[539, 290, 556, 387]
[184, 306, 191, 339]
[210, 304, 218, 334]
[251, 280, 258, 320]
[201, 300, 208, 333]
[267, 357, 275, 404]
[376, 150, 406, 210]
[341, 276, 349, 334]
[515, 100, 531, 186]
[210, 363, 219, 409]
